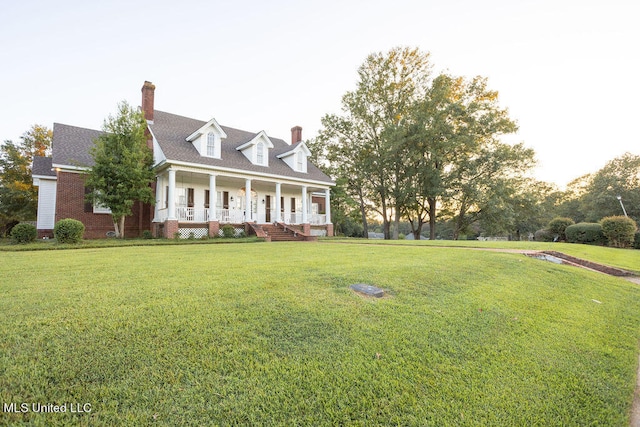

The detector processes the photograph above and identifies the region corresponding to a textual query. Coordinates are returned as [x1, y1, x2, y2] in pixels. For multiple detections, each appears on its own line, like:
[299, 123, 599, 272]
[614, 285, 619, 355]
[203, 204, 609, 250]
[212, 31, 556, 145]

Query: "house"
[33, 81, 335, 240]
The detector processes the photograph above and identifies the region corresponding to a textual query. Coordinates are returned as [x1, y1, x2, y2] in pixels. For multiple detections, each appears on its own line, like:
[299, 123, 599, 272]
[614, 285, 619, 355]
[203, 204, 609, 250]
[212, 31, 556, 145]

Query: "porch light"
[261, 199, 265, 204]
[230, 196, 234, 202]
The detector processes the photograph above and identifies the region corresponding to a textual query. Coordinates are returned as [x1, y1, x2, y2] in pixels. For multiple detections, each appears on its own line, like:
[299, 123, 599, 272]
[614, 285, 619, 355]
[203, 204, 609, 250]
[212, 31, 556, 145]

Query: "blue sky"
[1, 0, 638, 187]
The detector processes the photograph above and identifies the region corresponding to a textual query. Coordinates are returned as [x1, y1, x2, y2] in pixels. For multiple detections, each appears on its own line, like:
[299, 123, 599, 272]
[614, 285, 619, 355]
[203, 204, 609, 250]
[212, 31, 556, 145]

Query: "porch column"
[153, 175, 161, 221]
[301, 185, 308, 224]
[325, 188, 331, 224]
[209, 174, 217, 220]
[245, 178, 252, 222]
[275, 182, 281, 222]
[167, 169, 176, 220]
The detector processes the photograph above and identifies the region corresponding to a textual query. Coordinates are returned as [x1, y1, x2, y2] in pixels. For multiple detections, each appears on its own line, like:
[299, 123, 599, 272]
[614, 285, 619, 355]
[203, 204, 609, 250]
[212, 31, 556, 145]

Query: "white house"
[33, 81, 335, 240]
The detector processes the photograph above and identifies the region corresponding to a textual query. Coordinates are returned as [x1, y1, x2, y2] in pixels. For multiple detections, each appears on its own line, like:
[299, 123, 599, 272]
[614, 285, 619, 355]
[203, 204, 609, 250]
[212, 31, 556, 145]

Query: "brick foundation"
[164, 219, 179, 238]
[326, 223, 334, 237]
[208, 221, 220, 237]
[302, 223, 311, 235]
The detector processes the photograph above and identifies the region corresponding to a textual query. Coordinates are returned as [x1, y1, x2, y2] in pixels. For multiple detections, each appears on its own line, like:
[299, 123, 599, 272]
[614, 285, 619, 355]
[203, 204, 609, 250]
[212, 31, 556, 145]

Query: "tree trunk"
[428, 197, 437, 240]
[357, 188, 368, 238]
[392, 208, 401, 239]
[113, 216, 126, 238]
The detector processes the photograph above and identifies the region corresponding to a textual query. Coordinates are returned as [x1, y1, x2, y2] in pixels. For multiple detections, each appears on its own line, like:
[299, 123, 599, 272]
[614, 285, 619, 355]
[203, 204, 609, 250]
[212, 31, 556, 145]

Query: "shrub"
[221, 224, 236, 238]
[10, 223, 37, 244]
[565, 223, 606, 245]
[142, 230, 153, 239]
[548, 217, 575, 241]
[634, 232, 640, 250]
[54, 219, 85, 244]
[534, 229, 554, 242]
[600, 216, 637, 248]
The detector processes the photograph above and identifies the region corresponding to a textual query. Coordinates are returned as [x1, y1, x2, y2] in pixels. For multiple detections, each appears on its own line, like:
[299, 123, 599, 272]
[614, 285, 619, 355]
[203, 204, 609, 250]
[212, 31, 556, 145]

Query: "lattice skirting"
[218, 226, 245, 237]
[177, 227, 208, 239]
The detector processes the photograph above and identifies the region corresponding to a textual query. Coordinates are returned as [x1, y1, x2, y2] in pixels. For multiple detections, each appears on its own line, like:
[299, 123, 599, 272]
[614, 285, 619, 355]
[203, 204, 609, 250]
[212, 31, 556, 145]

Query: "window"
[296, 151, 304, 171]
[256, 142, 265, 165]
[187, 188, 194, 208]
[204, 190, 210, 209]
[207, 132, 216, 157]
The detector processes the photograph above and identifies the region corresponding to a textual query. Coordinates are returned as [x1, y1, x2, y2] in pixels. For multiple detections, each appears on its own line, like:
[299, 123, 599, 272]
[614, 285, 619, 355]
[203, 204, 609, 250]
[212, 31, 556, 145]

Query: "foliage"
[565, 223, 606, 245]
[221, 224, 236, 238]
[600, 216, 637, 248]
[582, 153, 640, 223]
[1, 243, 639, 425]
[317, 47, 433, 239]
[0, 125, 52, 230]
[548, 217, 575, 241]
[10, 223, 37, 244]
[634, 232, 640, 250]
[534, 228, 554, 242]
[142, 230, 153, 239]
[54, 218, 85, 244]
[84, 101, 155, 238]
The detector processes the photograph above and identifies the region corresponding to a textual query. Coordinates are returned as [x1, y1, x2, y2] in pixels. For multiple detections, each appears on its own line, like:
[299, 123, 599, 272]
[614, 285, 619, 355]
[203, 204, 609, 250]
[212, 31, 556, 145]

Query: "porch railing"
[156, 207, 327, 225]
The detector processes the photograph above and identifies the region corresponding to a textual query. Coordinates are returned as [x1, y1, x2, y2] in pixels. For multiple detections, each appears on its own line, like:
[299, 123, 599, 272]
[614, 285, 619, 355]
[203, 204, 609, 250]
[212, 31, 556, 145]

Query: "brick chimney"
[141, 81, 155, 122]
[291, 126, 302, 145]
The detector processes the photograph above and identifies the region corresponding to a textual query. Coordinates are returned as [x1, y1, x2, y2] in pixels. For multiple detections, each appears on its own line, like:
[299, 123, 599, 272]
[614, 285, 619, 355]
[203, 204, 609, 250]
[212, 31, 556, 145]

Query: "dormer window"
[277, 142, 310, 173]
[236, 131, 273, 166]
[207, 133, 216, 157]
[185, 117, 226, 159]
[296, 151, 304, 171]
[256, 142, 265, 165]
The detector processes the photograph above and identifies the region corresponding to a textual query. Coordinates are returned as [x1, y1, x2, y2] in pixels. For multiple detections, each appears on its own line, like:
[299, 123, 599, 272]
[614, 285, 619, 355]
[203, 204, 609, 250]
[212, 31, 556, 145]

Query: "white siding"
[37, 179, 57, 229]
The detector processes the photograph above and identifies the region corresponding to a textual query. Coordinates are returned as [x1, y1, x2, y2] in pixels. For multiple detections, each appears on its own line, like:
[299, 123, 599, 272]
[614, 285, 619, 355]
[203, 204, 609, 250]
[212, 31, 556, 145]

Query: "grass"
[1, 242, 640, 425]
[326, 237, 640, 274]
[0, 236, 260, 251]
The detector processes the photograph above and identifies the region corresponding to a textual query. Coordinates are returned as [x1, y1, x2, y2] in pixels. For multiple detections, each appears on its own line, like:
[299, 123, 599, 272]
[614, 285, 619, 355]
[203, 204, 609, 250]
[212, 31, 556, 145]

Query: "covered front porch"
[153, 167, 332, 238]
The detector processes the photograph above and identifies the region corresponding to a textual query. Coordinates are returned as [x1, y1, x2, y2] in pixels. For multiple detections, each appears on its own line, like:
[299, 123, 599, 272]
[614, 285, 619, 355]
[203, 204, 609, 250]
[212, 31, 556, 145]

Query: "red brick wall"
[55, 171, 151, 239]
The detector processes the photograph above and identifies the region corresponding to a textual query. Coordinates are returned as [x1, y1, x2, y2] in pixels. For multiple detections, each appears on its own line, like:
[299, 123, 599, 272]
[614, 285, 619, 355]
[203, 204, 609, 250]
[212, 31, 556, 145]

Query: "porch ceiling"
[168, 170, 328, 192]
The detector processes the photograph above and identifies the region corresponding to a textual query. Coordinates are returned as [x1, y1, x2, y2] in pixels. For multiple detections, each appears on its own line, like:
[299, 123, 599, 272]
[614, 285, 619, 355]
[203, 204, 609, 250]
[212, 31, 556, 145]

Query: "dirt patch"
[541, 251, 636, 277]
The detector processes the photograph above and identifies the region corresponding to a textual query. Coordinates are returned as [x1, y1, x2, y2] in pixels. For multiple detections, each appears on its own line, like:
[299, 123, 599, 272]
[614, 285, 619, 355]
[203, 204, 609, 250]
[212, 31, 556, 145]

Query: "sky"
[1, 0, 638, 188]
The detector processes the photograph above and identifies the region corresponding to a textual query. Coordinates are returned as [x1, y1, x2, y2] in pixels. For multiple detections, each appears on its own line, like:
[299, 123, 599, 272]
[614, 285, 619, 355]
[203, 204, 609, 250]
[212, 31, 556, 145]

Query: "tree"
[317, 47, 432, 239]
[404, 74, 521, 239]
[581, 153, 640, 223]
[0, 125, 52, 234]
[85, 102, 155, 238]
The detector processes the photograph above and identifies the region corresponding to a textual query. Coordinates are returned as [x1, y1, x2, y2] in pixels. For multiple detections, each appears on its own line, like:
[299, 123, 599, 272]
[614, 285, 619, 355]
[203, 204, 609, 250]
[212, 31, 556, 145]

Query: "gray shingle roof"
[51, 111, 334, 185]
[32, 156, 55, 177]
[51, 123, 103, 168]
[149, 110, 333, 184]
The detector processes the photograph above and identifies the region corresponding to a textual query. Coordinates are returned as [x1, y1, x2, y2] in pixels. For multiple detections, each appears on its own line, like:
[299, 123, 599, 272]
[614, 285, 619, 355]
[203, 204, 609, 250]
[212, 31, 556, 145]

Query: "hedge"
[10, 223, 37, 244]
[54, 219, 85, 244]
[600, 216, 637, 248]
[548, 217, 575, 242]
[565, 223, 606, 245]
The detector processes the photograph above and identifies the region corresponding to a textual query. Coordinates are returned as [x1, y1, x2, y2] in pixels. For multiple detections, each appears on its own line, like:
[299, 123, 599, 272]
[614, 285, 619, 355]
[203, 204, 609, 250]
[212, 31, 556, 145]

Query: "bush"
[634, 232, 640, 250]
[54, 219, 85, 244]
[534, 229, 554, 242]
[10, 223, 37, 244]
[548, 217, 575, 241]
[600, 216, 637, 248]
[565, 223, 606, 245]
[142, 230, 153, 239]
[221, 224, 236, 238]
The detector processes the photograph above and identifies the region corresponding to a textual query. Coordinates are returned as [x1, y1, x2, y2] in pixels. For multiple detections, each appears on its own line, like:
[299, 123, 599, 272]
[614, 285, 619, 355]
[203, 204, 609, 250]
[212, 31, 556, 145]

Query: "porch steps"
[260, 223, 309, 242]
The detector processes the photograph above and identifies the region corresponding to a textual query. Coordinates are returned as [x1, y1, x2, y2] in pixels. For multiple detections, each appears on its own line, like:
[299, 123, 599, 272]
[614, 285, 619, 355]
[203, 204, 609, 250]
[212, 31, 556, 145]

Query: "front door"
[265, 195, 271, 223]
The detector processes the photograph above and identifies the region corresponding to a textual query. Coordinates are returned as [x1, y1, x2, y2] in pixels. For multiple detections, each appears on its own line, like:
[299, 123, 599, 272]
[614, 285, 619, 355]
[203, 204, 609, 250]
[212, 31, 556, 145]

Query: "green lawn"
[1, 242, 639, 425]
[327, 238, 640, 274]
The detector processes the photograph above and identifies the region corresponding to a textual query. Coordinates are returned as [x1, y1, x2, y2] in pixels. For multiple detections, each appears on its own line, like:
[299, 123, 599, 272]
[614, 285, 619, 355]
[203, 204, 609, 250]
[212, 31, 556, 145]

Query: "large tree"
[0, 125, 52, 234]
[85, 102, 155, 238]
[581, 152, 640, 223]
[403, 74, 521, 239]
[317, 47, 432, 239]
